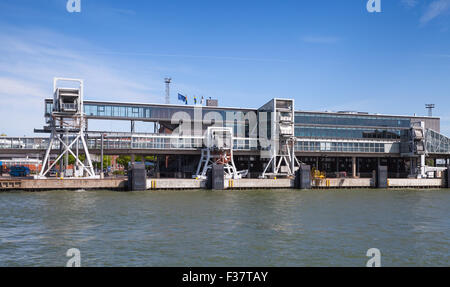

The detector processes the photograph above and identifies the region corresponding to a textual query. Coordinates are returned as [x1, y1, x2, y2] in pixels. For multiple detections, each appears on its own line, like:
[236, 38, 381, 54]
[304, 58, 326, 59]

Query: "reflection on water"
[0, 189, 449, 266]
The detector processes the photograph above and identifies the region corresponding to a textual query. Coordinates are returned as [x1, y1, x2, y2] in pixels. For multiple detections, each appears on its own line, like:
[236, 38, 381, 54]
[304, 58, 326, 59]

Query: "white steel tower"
[38, 78, 97, 178]
[259, 98, 300, 178]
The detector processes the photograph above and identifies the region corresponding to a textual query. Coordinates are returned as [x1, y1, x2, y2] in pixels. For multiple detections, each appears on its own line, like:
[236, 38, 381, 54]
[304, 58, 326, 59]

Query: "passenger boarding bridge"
[3, 101, 450, 159]
[37, 97, 450, 157]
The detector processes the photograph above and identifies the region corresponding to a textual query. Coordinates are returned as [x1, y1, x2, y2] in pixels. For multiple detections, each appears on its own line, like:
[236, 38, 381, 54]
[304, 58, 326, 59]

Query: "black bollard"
[446, 166, 450, 188]
[128, 162, 146, 191]
[376, 166, 388, 189]
[210, 164, 224, 190]
[296, 164, 311, 189]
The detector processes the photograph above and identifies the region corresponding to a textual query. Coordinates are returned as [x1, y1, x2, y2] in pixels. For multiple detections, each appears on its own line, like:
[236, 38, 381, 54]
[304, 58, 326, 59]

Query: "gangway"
[425, 128, 450, 155]
[401, 122, 450, 178]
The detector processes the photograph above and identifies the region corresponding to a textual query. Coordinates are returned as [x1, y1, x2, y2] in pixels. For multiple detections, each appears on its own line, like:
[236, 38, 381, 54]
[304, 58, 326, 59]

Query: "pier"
[1, 176, 448, 191]
[1, 78, 449, 191]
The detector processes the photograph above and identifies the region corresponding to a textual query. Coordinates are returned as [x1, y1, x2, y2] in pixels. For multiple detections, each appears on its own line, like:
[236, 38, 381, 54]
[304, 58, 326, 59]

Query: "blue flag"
[178, 93, 187, 104]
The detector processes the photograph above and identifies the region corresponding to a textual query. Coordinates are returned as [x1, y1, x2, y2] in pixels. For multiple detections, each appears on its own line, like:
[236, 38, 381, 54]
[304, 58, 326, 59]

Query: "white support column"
[420, 154, 426, 178]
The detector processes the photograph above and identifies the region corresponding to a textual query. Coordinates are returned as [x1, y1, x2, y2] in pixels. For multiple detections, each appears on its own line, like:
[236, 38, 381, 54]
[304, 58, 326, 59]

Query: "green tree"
[117, 155, 131, 168]
[68, 154, 86, 165]
[144, 156, 156, 162]
[117, 155, 154, 168]
[93, 156, 113, 170]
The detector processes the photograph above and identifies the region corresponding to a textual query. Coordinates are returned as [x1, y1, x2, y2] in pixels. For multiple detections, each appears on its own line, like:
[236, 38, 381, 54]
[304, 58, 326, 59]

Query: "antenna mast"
[425, 104, 435, 117]
[165, 77, 172, 104]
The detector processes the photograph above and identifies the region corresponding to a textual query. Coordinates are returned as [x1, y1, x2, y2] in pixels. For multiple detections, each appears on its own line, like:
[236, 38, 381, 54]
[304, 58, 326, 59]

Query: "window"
[295, 113, 411, 128]
[295, 126, 401, 140]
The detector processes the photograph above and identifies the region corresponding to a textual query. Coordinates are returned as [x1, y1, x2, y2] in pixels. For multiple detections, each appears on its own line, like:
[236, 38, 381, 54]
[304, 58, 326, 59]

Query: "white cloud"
[420, 0, 450, 24]
[0, 27, 167, 136]
[0, 77, 47, 99]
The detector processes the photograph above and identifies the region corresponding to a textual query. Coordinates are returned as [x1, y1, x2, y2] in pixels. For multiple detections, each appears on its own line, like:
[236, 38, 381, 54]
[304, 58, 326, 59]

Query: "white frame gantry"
[194, 127, 244, 179]
[260, 98, 300, 178]
[38, 78, 97, 179]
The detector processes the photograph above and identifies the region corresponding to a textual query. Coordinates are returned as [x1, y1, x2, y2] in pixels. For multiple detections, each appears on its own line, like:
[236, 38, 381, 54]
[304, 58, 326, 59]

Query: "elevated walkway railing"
[0, 135, 259, 151]
[4, 132, 448, 154]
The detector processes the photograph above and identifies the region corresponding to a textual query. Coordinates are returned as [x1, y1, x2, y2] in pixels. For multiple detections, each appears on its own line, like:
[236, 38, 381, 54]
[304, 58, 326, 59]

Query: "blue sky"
[0, 0, 450, 135]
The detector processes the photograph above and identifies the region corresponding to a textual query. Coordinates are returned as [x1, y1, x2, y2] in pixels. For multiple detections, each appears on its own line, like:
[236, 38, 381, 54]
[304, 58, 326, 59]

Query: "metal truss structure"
[194, 127, 246, 179]
[260, 99, 300, 178]
[38, 78, 97, 179]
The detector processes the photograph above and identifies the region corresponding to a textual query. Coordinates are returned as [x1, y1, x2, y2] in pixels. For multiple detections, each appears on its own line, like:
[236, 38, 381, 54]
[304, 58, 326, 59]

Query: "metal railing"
[2, 130, 448, 154]
[0, 135, 259, 151]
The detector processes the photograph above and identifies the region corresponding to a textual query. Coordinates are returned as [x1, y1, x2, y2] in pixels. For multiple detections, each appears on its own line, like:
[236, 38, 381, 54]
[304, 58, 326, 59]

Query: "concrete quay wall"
[388, 178, 445, 188]
[225, 178, 293, 189]
[147, 178, 205, 190]
[0, 177, 446, 191]
[313, 178, 373, 188]
[0, 178, 126, 191]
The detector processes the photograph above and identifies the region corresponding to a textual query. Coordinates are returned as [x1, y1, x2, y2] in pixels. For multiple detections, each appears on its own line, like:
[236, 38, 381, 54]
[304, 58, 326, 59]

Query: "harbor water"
[0, 189, 449, 266]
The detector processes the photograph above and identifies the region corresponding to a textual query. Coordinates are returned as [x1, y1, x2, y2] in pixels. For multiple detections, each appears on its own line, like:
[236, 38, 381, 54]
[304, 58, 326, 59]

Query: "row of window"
[84, 105, 148, 118]
[295, 113, 411, 128]
[46, 102, 253, 122]
[46, 103, 412, 129]
[295, 127, 401, 139]
[44, 103, 413, 143]
[296, 141, 386, 153]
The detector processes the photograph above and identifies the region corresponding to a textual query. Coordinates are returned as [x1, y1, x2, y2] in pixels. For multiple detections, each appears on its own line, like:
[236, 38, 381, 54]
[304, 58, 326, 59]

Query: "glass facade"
[425, 129, 450, 154]
[295, 126, 401, 139]
[296, 141, 386, 153]
[84, 104, 197, 120]
[43, 100, 419, 145]
[46, 101, 251, 124]
[45, 100, 257, 138]
[295, 112, 411, 128]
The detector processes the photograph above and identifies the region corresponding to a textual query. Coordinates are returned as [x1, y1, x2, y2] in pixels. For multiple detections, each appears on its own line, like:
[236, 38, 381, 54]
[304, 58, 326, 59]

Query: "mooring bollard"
[208, 164, 224, 190]
[376, 166, 388, 189]
[128, 162, 146, 191]
[446, 165, 450, 188]
[295, 164, 311, 189]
